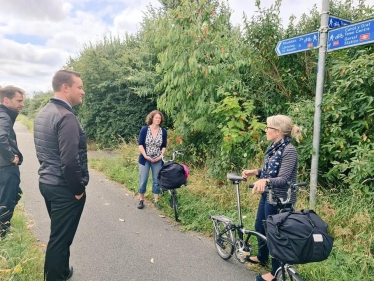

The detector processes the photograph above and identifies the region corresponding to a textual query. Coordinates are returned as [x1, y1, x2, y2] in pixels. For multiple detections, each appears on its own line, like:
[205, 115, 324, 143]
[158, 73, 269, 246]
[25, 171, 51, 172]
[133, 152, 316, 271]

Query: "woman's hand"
[242, 169, 257, 178]
[252, 179, 270, 194]
[144, 155, 153, 162]
[145, 155, 162, 162]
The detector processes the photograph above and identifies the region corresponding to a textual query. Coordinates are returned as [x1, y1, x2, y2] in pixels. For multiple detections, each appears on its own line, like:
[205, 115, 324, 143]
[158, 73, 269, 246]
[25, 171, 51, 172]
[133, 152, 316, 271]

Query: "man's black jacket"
[34, 99, 89, 195]
[0, 104, 23, 167]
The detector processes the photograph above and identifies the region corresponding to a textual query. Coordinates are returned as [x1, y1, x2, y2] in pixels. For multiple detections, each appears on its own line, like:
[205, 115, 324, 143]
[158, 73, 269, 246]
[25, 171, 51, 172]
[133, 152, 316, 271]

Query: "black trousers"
[39, 182, 86, 281]
[255, 193, 293, 276]
[0, 165, 22, 237]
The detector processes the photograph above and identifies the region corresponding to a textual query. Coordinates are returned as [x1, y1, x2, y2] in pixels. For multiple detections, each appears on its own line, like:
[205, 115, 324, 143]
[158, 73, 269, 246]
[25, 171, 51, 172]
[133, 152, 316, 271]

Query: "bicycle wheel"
[169, 190, 179, 222]
[213, 220, 235, 260]
[274, 265, 304, 281]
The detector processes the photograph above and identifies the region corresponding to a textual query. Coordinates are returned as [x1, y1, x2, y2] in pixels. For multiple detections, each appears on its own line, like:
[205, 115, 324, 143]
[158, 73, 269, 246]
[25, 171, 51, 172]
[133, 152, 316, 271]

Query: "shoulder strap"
[301, 209, 317, 228]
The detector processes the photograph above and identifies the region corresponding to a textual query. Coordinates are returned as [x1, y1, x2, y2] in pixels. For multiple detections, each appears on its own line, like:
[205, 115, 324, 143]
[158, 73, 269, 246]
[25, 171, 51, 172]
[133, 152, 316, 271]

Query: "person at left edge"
[34, 70, 88, 281]
[0, 86, 24, 238]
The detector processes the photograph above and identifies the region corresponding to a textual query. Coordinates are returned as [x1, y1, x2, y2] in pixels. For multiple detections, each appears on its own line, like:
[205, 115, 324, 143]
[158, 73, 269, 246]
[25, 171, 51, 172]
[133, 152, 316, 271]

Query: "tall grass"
[0, 204, 44, 280]
[90, 141, 374, 281]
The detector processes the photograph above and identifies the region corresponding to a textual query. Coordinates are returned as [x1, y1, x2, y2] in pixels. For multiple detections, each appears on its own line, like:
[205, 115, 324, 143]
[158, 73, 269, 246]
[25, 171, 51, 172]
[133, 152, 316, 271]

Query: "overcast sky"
[0, 0, 373, 95]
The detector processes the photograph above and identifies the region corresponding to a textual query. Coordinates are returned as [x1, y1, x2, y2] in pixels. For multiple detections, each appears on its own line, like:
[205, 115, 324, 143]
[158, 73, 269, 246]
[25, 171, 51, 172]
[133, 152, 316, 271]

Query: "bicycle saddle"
[227, 173, 246, 182]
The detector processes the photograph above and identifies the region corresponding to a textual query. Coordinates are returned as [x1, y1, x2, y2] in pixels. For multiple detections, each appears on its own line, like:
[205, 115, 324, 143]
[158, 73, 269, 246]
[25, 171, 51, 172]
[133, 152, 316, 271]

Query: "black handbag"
[264, 209, 334, 264]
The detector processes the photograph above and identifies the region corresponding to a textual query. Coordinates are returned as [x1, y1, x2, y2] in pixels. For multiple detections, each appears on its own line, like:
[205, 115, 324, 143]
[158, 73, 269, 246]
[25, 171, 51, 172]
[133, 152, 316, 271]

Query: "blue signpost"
[327, 18, 374, 52]
[275, 31, 319, 56]
[328, 15, 351, 29]
[273, 2, 374, 210]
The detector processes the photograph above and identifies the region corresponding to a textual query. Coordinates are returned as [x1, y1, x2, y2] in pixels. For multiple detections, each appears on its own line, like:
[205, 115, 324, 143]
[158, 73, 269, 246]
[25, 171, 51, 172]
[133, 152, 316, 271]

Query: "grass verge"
[16, 114, 33, 131]
[0, 203, 44, 281]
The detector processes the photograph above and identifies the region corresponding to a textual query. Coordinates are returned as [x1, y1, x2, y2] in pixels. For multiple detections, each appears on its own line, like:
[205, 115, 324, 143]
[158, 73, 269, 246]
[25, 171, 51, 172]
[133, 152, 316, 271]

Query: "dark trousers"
[39, 182, 86, 281]
[255, 193, 292, 276]
[0, 165, 22, 237]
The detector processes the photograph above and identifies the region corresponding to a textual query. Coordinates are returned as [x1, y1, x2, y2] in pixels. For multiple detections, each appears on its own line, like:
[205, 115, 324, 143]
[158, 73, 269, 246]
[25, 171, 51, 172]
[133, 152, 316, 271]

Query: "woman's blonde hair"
[267, 115, 302, 142]
[146, 110, 164, 125]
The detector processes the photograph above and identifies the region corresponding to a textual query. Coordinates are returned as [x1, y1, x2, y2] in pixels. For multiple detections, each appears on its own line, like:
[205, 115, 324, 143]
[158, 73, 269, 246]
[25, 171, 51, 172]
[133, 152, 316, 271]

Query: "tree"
[146, 0, 264, 176]
[68, 35, 156, 146]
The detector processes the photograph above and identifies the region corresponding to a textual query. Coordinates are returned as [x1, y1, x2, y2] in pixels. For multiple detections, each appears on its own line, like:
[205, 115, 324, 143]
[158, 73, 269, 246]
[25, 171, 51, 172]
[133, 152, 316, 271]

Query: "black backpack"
[264, 209, 334, 264]
[158, 162, 186, 190]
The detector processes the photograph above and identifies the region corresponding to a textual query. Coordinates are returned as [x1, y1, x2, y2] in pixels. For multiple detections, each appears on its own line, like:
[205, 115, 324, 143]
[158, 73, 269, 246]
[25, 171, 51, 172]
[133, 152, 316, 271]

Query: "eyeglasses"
[265, 126, 278, 130]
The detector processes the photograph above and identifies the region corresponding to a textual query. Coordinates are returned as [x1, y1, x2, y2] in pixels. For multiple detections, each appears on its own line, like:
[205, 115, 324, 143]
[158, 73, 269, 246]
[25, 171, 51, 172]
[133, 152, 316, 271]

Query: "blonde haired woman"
[242, 115, 302, 281]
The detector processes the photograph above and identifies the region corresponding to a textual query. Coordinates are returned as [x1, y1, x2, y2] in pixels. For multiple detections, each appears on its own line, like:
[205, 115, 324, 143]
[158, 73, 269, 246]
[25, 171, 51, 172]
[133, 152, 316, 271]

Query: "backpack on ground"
[264, 209, 334, 264]
[158, 162, 187, 190]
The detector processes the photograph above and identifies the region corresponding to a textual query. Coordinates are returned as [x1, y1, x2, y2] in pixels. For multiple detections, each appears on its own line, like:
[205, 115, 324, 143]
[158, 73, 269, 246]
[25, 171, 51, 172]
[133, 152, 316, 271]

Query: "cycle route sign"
[328, 15, 351, 29]
[275, 31, 319, 56]
[328, 18, 374, 52]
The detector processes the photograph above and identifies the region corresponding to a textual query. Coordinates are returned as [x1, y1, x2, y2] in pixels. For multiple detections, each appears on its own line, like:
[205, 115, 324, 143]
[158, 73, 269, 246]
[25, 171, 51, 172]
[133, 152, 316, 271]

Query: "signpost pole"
[310, 0, 329, 209]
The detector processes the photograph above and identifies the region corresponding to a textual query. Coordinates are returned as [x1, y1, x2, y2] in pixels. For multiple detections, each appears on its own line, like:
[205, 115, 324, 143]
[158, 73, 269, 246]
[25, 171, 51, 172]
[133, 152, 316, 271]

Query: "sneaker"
[137, 200, 144, 209]
[154, 201, 161, 209]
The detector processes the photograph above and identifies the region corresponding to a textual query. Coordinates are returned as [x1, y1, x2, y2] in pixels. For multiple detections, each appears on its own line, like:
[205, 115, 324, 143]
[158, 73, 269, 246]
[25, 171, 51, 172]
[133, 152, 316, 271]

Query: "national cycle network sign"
[275, 31, 319, 56]
[328, 15, 351, 29]
[328, 18, 374, 52]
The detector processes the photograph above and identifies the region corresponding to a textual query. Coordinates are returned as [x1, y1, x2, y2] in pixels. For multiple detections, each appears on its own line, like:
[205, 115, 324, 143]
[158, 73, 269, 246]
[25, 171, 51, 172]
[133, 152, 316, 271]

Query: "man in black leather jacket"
[0, 86, 24, 238]
[34, 70, 88, 281]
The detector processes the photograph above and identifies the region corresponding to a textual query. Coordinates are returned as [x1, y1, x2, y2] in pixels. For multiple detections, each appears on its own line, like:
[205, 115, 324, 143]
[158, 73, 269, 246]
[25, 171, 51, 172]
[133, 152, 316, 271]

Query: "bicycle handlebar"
[248, 181, 307, 206]
[247, 182, 307, 189]
[162, 149, 184, 163]
[227, 173, 307, 206]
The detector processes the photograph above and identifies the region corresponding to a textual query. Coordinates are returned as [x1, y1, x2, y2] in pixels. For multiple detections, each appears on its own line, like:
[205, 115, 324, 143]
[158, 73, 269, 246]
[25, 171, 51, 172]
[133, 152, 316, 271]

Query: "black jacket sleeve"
[58, 113, 85, 195]
[0, 115, 15, 163]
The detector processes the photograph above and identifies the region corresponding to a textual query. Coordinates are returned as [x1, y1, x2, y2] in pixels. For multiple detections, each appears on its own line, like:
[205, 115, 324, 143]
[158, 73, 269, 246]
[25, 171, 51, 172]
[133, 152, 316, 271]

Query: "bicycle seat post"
[234, 180, 243, 228]
[227, 173, 246, 228]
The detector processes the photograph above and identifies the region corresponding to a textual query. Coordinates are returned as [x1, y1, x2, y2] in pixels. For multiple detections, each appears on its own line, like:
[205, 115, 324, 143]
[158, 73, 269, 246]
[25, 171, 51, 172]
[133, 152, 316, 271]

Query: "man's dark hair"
[0, 86, 25, 103]
[52, 69, 81, 92]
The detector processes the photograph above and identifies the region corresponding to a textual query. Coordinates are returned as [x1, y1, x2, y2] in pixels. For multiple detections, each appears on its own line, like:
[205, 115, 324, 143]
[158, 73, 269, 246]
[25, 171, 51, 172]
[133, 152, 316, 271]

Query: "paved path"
[15, 122, 256, 281]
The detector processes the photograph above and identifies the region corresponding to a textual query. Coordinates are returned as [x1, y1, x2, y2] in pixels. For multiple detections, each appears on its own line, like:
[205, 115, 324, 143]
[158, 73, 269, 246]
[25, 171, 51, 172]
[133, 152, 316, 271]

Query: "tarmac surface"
[15, 121, 257, 281]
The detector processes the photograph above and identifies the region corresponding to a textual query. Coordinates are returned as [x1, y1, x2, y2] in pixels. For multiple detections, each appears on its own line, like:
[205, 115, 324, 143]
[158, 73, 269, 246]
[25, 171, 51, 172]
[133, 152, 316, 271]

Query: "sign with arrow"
[275, 31, 319, 56]
[328, 15, 351, 29]
[327, 18, 374, 52]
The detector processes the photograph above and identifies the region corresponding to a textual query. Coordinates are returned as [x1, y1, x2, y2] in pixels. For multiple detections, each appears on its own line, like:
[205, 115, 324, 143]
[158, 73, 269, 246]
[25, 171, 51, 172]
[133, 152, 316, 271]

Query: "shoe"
[65, 266, 73, 280]
[154, 201, 161, 209]
[0, 230, 7, 238]
[137, 200, 144, 209]
[0, 225, 10, 238]
[247, 256, 268, 266]
[255, 274, 275, 281]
